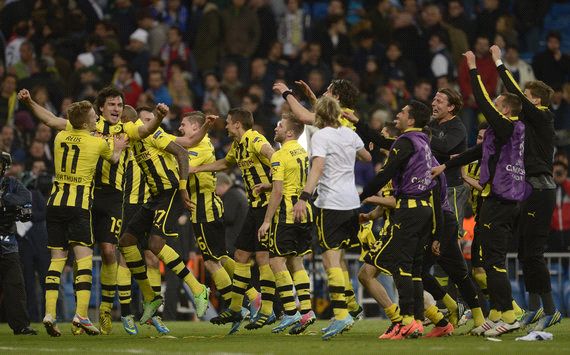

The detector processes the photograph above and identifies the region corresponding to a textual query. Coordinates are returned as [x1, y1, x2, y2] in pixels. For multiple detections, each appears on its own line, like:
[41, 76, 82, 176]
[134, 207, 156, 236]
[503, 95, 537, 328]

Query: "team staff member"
[257, 113, 316, 335]
[433, 51, 527, 337]
[197, 108, 276, 330]
[118, 106, 210, 325]
[360, 100, 435, 340]
[17, 87, 164, 334]
[42, 101, 126, 337]
[491, 45, 562, 331]
[293, 96, 371, 341]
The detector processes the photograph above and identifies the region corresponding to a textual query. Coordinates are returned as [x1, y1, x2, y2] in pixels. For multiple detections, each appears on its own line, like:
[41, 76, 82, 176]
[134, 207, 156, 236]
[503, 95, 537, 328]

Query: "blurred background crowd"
[1, 0, 570, 321]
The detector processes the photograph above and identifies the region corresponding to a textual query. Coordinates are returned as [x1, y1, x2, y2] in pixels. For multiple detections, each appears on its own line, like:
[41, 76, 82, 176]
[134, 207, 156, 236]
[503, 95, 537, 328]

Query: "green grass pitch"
[1, 319, 568, 354]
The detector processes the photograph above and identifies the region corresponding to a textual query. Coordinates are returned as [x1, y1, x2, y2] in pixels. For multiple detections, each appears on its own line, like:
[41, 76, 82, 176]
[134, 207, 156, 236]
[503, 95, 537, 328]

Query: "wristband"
[179, 180, 187, 190]
[495, 59, 503, 67]
[299, 191, 311, 201]
[282, 90, 293, 100]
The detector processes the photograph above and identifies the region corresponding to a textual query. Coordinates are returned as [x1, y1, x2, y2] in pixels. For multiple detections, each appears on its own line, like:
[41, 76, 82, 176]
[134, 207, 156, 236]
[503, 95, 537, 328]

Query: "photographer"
[0, 151, 37, 335]
[550, 160, 570, 252]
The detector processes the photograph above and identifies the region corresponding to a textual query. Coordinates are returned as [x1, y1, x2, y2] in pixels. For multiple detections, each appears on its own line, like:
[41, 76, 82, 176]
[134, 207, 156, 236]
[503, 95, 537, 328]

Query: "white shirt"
[311, 126, 363, 210]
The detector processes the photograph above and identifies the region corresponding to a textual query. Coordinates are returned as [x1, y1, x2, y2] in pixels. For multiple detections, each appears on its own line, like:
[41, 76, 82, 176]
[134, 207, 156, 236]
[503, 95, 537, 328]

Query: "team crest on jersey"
[271, 162, 280, 167]
[253, 137, 261, 143]
[153, 130, 163, 139]
[189, 151, 198, 156]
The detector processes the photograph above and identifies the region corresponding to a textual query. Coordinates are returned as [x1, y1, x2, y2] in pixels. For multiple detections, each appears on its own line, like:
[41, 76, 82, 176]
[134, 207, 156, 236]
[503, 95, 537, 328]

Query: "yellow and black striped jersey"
[131, 120, 179, 196]
[91, 117, 141, 191]
[338, 107, 356, 130]
[187, 135, 224, 223]
[270, 139, 313, 224]
[225, 129, 271, 208]
[122, 149, 150, 204]
[466, 161, 481, 214]
[48, 129, 113, 210]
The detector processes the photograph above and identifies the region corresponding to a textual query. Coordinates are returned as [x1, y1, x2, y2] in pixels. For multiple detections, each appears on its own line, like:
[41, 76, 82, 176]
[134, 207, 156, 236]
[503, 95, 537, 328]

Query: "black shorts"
[126, 189, 183, 239]
[315, 208, 359, 250]
[122, 203, 149, 249]
[269, 222, 313, 257]
[234, 206, 268, 252]
[92, 187, 123, 244]
[47, 206, 93, 249]
[192, 220, 228, 261]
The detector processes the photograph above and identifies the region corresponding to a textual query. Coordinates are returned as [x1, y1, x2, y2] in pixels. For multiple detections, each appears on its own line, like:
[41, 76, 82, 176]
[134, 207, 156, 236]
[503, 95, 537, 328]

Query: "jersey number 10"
[60, 142, 81, 174]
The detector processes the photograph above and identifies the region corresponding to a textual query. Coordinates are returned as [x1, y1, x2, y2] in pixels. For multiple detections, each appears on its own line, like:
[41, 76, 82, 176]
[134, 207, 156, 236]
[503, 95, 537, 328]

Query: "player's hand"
[490, 45, 502, 62]
[341, 110, 360, 124]
[431, 164, 446, 178]
[253, 183, 271, 195]
[155, 103, 169, 120]
[295, 80, 317, 103]
[114, 134, 129, 151]
[293, 200, 307, 222]
[17, 89, 32, 104]
[205, 115, 218, 125]
[180, 189, 194, 211]
[258, 221, 271, 241]
[431, 240, 441, 256]
[359, 213, 371, 224]
[463, 51, 477, 70]
[189, 165, 199, 174]
[273, 82, 291, 95]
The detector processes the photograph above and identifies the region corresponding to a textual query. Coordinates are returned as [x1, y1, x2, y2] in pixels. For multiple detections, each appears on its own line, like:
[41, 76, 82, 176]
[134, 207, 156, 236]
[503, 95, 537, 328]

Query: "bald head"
[122, 105, 138, 123]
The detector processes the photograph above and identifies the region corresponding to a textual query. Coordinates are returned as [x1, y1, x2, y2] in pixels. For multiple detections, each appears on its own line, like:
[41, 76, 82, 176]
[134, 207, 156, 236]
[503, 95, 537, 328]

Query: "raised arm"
[464, 51, 513, 140]
[273, 82, 316, 125]
[192, 158, 232, 174]
[136, 103, 168, 139]
[176, 115, 217, 148]
[18, 89, 67, 131]
[433, 144, 483, 177]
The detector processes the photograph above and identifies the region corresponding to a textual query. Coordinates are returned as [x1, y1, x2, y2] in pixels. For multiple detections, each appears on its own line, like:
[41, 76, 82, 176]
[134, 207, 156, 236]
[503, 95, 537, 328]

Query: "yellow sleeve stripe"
[477, 75, 511, 122]
[505, 70, 524, 94]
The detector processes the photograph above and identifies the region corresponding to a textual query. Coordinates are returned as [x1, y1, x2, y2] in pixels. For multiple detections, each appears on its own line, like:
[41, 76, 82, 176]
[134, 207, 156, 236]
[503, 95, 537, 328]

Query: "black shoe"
[210, 309, 243, 325]
[14, 326, 38, 335]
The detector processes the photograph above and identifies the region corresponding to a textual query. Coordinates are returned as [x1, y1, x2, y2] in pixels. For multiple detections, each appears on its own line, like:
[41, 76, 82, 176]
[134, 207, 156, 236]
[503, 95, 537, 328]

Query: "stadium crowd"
[1, 0, 570, 340]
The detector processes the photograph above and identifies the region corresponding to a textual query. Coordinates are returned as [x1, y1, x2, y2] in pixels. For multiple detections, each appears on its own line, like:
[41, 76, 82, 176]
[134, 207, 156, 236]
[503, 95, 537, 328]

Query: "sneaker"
[349, 305, 364, 320]
[228, 308, 250, 335]
[321, 318, 335, 334]
[73, 314, 100, 336]
[248, 293, 262, 318]
[245, 311, 275, 330]
[13, 326, 38, 335]
[391, 320, 423, 340]
[471, 319, 497, 336]
[146, 315, 170, 334]
[449, 303, 466, 328]
[520, 308, 543, 329]
[211, 309, 243, 325]
[532, 310, 562, 332]
[379, 323, 401, 339]
[425, 322, 454, 337]
[289, 311, 316, 335]
[43, 314, 61, 337]
[459, 309, 472, 327]
[272, 312, 301, 333]
[140, 295, 163, 325]
[322, 314, 354, 341]
[484, 321, 520, 337]
[99, 311, 112, 335]
[71, 324, 84, 336]
[121, 315, 138, 335]
[193, 285, 210, 318]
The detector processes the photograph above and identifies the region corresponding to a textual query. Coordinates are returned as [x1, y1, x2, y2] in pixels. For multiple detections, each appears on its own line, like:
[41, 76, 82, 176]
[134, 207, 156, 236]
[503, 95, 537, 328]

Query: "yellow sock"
[293, 270, 312, 314]
[221, 256, 235, 278]
[75, 255, 93, 317]
[472, 307, 485, 327]
[327, 267, 348, 320]
[116, 265, 132, 315]
[343, 270, 358, 312]
[473, 271, 487, 291]
[230, 262, 250, 312]
[212, 267, 233, 303]
[384, 303, 403, 323]
[245, 287, 260, 302]
[489, 309, 502, 322]
[275, 271, 296, 315]
[120, 245, 155, 302]
[147, 266, 161, 295]
[442, 293, 458, 312]
[512, 300, 523, 317]
[45, 257, 66, 317]
[158, 244, 203, 295]
[502, 310, 516, 324]
[402, 315, 414, 326]
[425, 304, 444, 325]
[259, 264, 275, 315]
[100, 262, 117, 312]
[436, 276, 449, 287]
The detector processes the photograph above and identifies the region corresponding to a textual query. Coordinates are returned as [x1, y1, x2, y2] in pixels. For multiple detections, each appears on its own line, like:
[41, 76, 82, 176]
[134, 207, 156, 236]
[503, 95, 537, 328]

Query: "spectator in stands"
[156, 0, 189, 37]
[495, 15, 518, 48]
[249, 0, 277, 58]
[446, 0, 476, 44]
[320, 14, 352, 66]
[412, 79, 433, 106]
[146, 70, 173, 105]
[352, 29, 384, 79]
[114, 65, 143, 107]
[189, 0, 222, 73]
[513, 0, 551, 53]
[0, 74, 18, 127]
[476, 0, 504, 41]
[136, 9, 168, 57]
[497, 45, 536, 94]
[126, 28, 150, 87]
[4, 20, 29, 68]
[160, 26, 192, 80]
[381, 41, 416, 91]
[8, 41, 35, 80]
[277, 0, 306, 60]
[221, 0, 260, 74]
[221, 61, 243, 107]
[532, 31, 570, 90]
[550, 160, 570, 252]
[368, 0, 392, 46]
[331, 56, 360, 89]
[167, 63, 193, 111]
[215, 172, 248, 255]
[203, 71, 230, 116]
[428, 31, 454, 85]
[552, 84, 570, 134]
[111, 0, 138, 45]
[249, 57, 274, 103]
